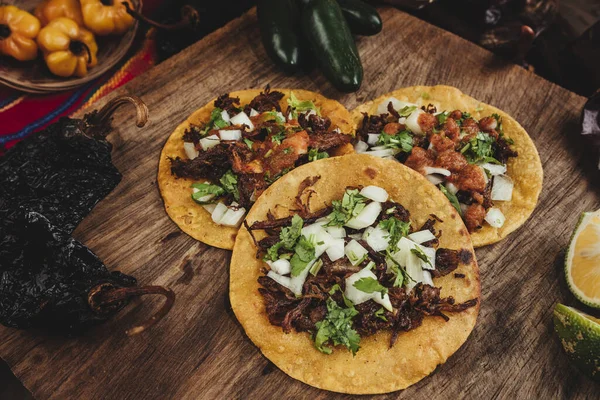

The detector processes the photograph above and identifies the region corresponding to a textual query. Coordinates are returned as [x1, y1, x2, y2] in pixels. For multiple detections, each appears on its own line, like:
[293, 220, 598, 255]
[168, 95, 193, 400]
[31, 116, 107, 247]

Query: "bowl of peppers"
[0, 0, 140, 93]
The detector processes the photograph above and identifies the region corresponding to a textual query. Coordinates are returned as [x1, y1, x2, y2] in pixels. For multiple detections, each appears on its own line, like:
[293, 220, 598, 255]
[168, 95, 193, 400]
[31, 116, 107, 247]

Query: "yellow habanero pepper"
[35, 0, 84, 26]
[80, 0, 135, 36]
[37, 18, 98, 78]
[0, 6, 40, 61]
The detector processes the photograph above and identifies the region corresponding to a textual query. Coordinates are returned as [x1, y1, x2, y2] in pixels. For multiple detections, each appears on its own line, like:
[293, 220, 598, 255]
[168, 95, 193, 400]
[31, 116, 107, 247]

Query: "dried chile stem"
[84, 95, 149, 138]
[89, 284, 176, 336]
[123, 2, 199, 31]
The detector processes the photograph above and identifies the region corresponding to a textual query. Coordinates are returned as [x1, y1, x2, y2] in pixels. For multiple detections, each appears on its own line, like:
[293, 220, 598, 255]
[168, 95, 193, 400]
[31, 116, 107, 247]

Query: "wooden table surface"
[1, 6, 598, 399]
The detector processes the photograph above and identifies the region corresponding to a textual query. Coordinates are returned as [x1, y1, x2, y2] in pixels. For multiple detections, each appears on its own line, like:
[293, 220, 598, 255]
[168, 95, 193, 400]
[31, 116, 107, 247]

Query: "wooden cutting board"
[1, 6, 598, 399]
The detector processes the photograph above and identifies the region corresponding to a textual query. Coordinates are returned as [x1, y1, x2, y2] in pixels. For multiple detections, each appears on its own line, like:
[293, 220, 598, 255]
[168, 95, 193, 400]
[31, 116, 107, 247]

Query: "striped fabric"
[0, 1, 162, 152]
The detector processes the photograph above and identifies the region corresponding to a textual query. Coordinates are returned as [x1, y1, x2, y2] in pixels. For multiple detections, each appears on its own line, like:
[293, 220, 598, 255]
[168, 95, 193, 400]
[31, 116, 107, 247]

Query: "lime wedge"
[565, 210, 600, 308]
[553, 303, 600, 382]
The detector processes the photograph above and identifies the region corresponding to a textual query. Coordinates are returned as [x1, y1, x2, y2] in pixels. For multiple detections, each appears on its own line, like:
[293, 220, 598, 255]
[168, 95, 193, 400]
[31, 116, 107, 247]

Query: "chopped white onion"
[424, 167, 451, 176]
[344, 240, 369, 265]
[480, 166, 489, 185]
[268, 259, 291, 275]
[211, 202, 228, 223]
[192, 187, 215, 203]
[376, 97, 416, 115]
[485, 207, 505, 228]
[367, 134, 380, 146]
[218, 129, 242, 141]
[364, 149, 396, 158]
[426, 174, 445, 185]
[221, 110, 231, 123]
[230, 111, 254, 130]
[325, 238, 345, 261]
[405, 109, 425, 135]
[267, 271, 292, 291]
[420, 246, 436, 270]
[202, 203, 217, 213]
[354, 140, 369, 153]
[325, 226, 346, 238]
[460, 203, 468, 215]
[301, 224, 334, 258]
[369, 145, 389, 151]
[218, 203, 246, 227]
[360, 186, 389, 202]
[491, 175, 514, 201]
[249, 108, 259, 117]
[348, 233, 363, 240]
[398, 117, 407, 124]
[183, 142, 199, 160]
[346, 201, 382, 230]
[200, 134, 220, 150]
[421, 270, 434, 286]
[345, 267, 393, 311]
[446, 182, 459, 195]
[480, 162, 507, 176]
[363, 226, 390, 252]
[289, 259, 315, 295]
[408, 230, 436, 244]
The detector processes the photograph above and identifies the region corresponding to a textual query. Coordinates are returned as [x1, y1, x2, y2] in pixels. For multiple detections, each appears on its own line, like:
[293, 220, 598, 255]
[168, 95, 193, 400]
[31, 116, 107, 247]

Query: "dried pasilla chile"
[0, 201, 174, 335]
[0, 96, 146, 233]
[0, 96, 175, 335]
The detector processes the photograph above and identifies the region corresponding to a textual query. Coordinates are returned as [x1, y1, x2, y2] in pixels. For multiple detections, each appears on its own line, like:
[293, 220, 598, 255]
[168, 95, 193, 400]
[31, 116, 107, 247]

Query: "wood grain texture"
[1, 6, 598, 399]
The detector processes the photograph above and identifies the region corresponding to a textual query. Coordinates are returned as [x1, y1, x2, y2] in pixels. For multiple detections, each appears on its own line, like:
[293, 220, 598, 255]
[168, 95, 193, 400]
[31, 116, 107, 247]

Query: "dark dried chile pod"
[301, 0, 363, 92]
[258, 0, 304, 72]
[0, 96, 148, 233]
[0, 204, 175, 336]
[0, 96, 175, 336]
[337, 0, 382, 36]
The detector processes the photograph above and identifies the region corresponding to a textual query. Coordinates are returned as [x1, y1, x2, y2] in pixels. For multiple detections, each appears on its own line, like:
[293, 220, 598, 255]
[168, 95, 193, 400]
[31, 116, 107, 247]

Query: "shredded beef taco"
[351, 85, 543, 247]
[230, 154, 480, 394]
[158, 87, 354, 249]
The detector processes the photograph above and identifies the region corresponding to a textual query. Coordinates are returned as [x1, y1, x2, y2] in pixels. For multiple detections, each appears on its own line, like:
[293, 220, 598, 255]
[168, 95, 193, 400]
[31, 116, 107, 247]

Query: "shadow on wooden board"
[0, 359, 31, 400]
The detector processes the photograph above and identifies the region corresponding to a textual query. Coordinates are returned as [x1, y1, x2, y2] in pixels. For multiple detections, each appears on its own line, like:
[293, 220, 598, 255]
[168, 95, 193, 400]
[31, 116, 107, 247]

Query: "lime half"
[565, 210, 600, 308]
[553, 303, 600, 382]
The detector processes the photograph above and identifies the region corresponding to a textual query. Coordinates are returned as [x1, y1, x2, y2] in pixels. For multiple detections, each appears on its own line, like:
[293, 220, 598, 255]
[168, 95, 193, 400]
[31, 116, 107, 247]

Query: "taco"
[351, 85, 543, 247]
[158, 87, 354, 249]
[230, 154, 480, 394]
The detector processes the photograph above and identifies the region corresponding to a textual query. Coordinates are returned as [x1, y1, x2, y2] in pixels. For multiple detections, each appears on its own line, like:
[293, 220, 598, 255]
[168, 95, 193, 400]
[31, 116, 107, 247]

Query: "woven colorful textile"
[0, 1, 163, 152]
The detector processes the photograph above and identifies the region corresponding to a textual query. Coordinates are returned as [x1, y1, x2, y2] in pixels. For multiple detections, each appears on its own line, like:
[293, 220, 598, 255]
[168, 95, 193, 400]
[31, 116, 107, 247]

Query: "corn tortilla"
[157, 89, 354, 250]
[230, 154, 480, 394]
[351, 85, 543, 247]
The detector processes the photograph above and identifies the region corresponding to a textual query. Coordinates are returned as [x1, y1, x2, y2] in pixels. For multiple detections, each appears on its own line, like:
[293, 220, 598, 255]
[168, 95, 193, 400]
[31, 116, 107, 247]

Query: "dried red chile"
[0, 96, 175, 335]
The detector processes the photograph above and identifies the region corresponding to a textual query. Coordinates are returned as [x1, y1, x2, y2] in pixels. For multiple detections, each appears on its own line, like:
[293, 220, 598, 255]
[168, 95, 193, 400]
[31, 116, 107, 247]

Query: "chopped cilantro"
[219, 170, 239, 201]
[411, 247, 432, 268]
[202, 107, 229, 135]
[386, 254, 405, 287]
[436, 111, 449, 125]
[353, 277, 388, 298]
[271, 130, 287, 145]
[460, 132, 499, 164]
[326, 189, 366, 227]
[264, 215, 304, 262]
[421, 92, 431, 100]
[283, 147, 293, 154]
[243, 138, 253, 149]
[376, 129, 413, 152]
[397, 105, 417, 117]
[290, 235, 316, 277]
[328, 284, 354, 308]
[439, 184, 461, 216]
[378, 217, 410, 251]
[287, 92, 320, 119]
[314, 297, 360, 355]
[264, 111, 286, 124]
[309, 259, 324, 276]
[308, 148, 329, 162]
[190, 182, 224, 204]
[374, 307, 387, 321]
